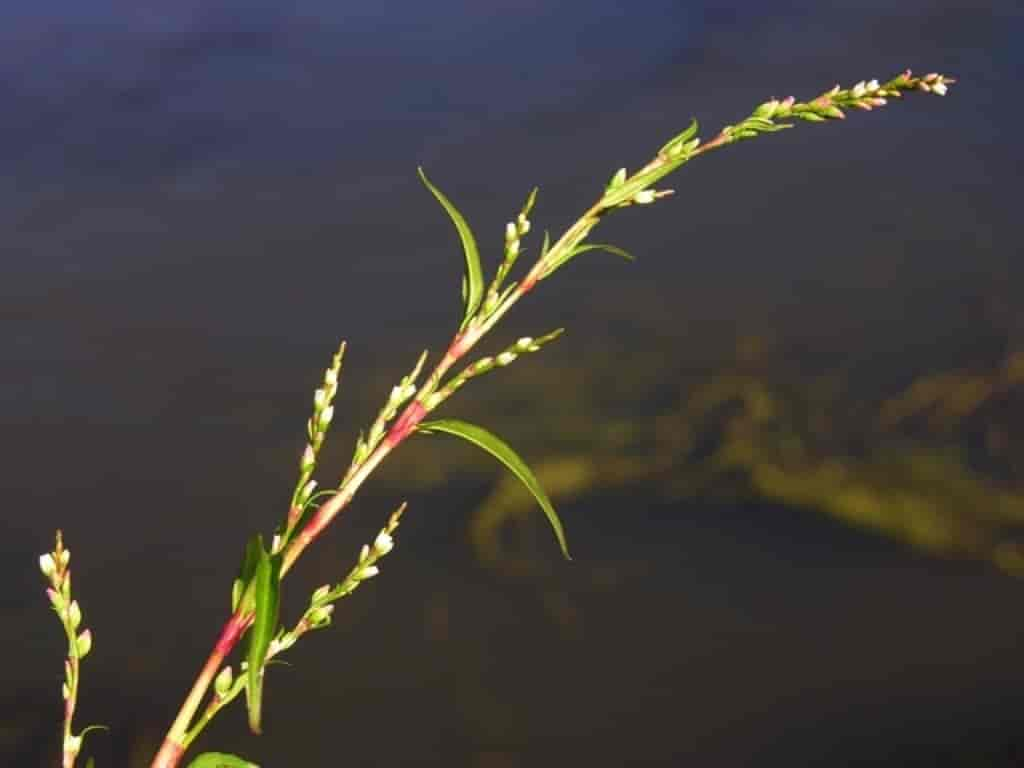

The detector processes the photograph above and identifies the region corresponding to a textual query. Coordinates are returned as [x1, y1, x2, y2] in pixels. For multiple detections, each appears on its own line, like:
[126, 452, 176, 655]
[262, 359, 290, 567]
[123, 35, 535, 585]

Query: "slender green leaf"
[245, 544, 280, 734]
[539, 230, 550, 261]
[186, 753, 259, 768]
[545, 242, 635, 275]
[569, 243, 634, 262]
[418, 167, 484, 331]
[417, 419, 570, 559]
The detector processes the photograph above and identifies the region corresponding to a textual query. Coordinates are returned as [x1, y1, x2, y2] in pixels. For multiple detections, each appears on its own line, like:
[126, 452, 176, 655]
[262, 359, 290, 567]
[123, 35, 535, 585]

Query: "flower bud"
[496, 351, 517, 366]
[517, 213, 530, 235]
[68, 600, 82, 630]
[851, 81, 867, 98]
[214, 665, 234, 697]
[299, 479, 317, 503]
[633, 190, 657, 205]
[314, 388, 327, 411]
[39, 553, 56, 578]
[318, 405, 334, 428]
[301, 444, 316, 471]
[308, 605, 333, 627]
[932, 81, 947, 96]
[359, 565, 380, 580]
[505, 221, 517, 242]
[373, 531, 394, 556]
[312, 584, 331, 603]
[76, 629, 93, 658]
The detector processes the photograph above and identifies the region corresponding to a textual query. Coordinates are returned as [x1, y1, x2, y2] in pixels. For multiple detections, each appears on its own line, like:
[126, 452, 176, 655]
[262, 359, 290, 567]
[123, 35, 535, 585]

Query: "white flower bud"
[39, 553, 56, 578]
[68, 600, 82, 630]
[318, 405, 334, 428]
[324, 367, 338, 388]
[373, 531, 394, 556]
[299, 479, 317, 502]
[866, 79, 880, 92]
[505, 221, 517, 242]
[932, 81, 947, 96]
[633, 190, 657, 205]
[359, 565, 380, 580]
[515, 336, 534, 351]
[517, 213, 530, 235]
[301, 444, 316, 470]
[76, 629, 93, 658]
[851, 81, 866, 98]
[496, 351, 517, 366]
[314, 388, 327, 411]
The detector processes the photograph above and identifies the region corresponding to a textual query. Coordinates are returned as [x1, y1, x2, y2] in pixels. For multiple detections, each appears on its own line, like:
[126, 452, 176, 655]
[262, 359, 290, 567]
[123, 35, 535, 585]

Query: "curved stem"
[150, 612, 252, 768]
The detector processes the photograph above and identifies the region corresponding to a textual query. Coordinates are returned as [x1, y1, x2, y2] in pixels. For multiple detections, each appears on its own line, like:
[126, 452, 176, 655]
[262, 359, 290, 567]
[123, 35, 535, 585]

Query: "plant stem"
[150, 613, 253, 768]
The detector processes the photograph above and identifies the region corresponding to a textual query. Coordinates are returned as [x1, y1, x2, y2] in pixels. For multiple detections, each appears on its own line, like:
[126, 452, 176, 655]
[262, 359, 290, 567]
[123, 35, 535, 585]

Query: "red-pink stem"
[150, 612, 253, 768]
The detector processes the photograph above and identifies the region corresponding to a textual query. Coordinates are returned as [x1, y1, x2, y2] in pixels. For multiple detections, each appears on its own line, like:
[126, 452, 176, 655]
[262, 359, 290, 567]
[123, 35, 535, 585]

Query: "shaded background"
[3, 1, 1023, 766]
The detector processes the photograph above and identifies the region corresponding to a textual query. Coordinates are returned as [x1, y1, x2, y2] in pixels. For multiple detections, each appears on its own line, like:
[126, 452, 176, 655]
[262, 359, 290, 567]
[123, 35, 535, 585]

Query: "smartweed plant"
[36, 70, 955, 768]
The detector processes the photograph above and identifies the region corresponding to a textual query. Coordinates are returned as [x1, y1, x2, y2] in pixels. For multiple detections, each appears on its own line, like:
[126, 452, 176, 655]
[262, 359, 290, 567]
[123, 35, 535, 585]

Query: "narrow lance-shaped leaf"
[245, 543, 280, 734]
[418, 167, 484, 331]
[543, 242, 635, 276]
[186, 753, 260, 768]
[416, 419, 570, 559]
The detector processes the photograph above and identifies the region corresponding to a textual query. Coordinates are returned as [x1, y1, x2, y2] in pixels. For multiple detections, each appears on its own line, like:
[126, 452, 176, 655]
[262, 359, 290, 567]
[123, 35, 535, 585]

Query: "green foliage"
[417, 418, 570, 559]
[418, 167, 484, 331]
[245, 542, 281, 734]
